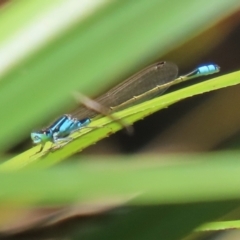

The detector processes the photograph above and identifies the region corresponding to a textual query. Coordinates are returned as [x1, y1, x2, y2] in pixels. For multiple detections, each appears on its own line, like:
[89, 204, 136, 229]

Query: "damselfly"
[31, 61, 220, 153]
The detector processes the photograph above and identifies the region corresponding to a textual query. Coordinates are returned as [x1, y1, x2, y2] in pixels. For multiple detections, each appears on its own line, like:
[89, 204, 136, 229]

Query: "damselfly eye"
[34, 136, 40, 141]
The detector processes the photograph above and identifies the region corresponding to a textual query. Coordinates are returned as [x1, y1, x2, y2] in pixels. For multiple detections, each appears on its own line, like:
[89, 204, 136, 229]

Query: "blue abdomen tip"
[198, 64, 220, 75]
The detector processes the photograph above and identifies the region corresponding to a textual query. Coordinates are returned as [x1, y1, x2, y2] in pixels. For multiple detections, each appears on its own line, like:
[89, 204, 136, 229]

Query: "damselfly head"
[31, 130, 50, 144]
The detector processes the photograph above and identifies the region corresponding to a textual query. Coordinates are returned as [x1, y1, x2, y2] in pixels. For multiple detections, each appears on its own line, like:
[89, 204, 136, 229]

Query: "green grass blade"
[1, 153, 240, 204]
[196, 220, 240, 231]
[0, 0, 239, 152]
[2, 153, 240, 238]
[1, 70, 240, 170]
[71, 203, 240, 240]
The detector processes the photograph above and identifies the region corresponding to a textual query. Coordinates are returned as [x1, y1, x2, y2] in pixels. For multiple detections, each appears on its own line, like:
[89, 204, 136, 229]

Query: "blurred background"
[1, 0, 240, 240]
[6, 3, 240, 157]
[54, 10, 240, 156]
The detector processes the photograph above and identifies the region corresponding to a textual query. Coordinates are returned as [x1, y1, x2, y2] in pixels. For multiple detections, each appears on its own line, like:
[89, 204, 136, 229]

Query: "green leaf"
[0, 0, 239, 152]
[196, 220, 240, 231]
[2, 70, 240, 170]
[1, 153, 240, 204]
[1, 1, 240, 239]
[2, 153, 240, 238]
